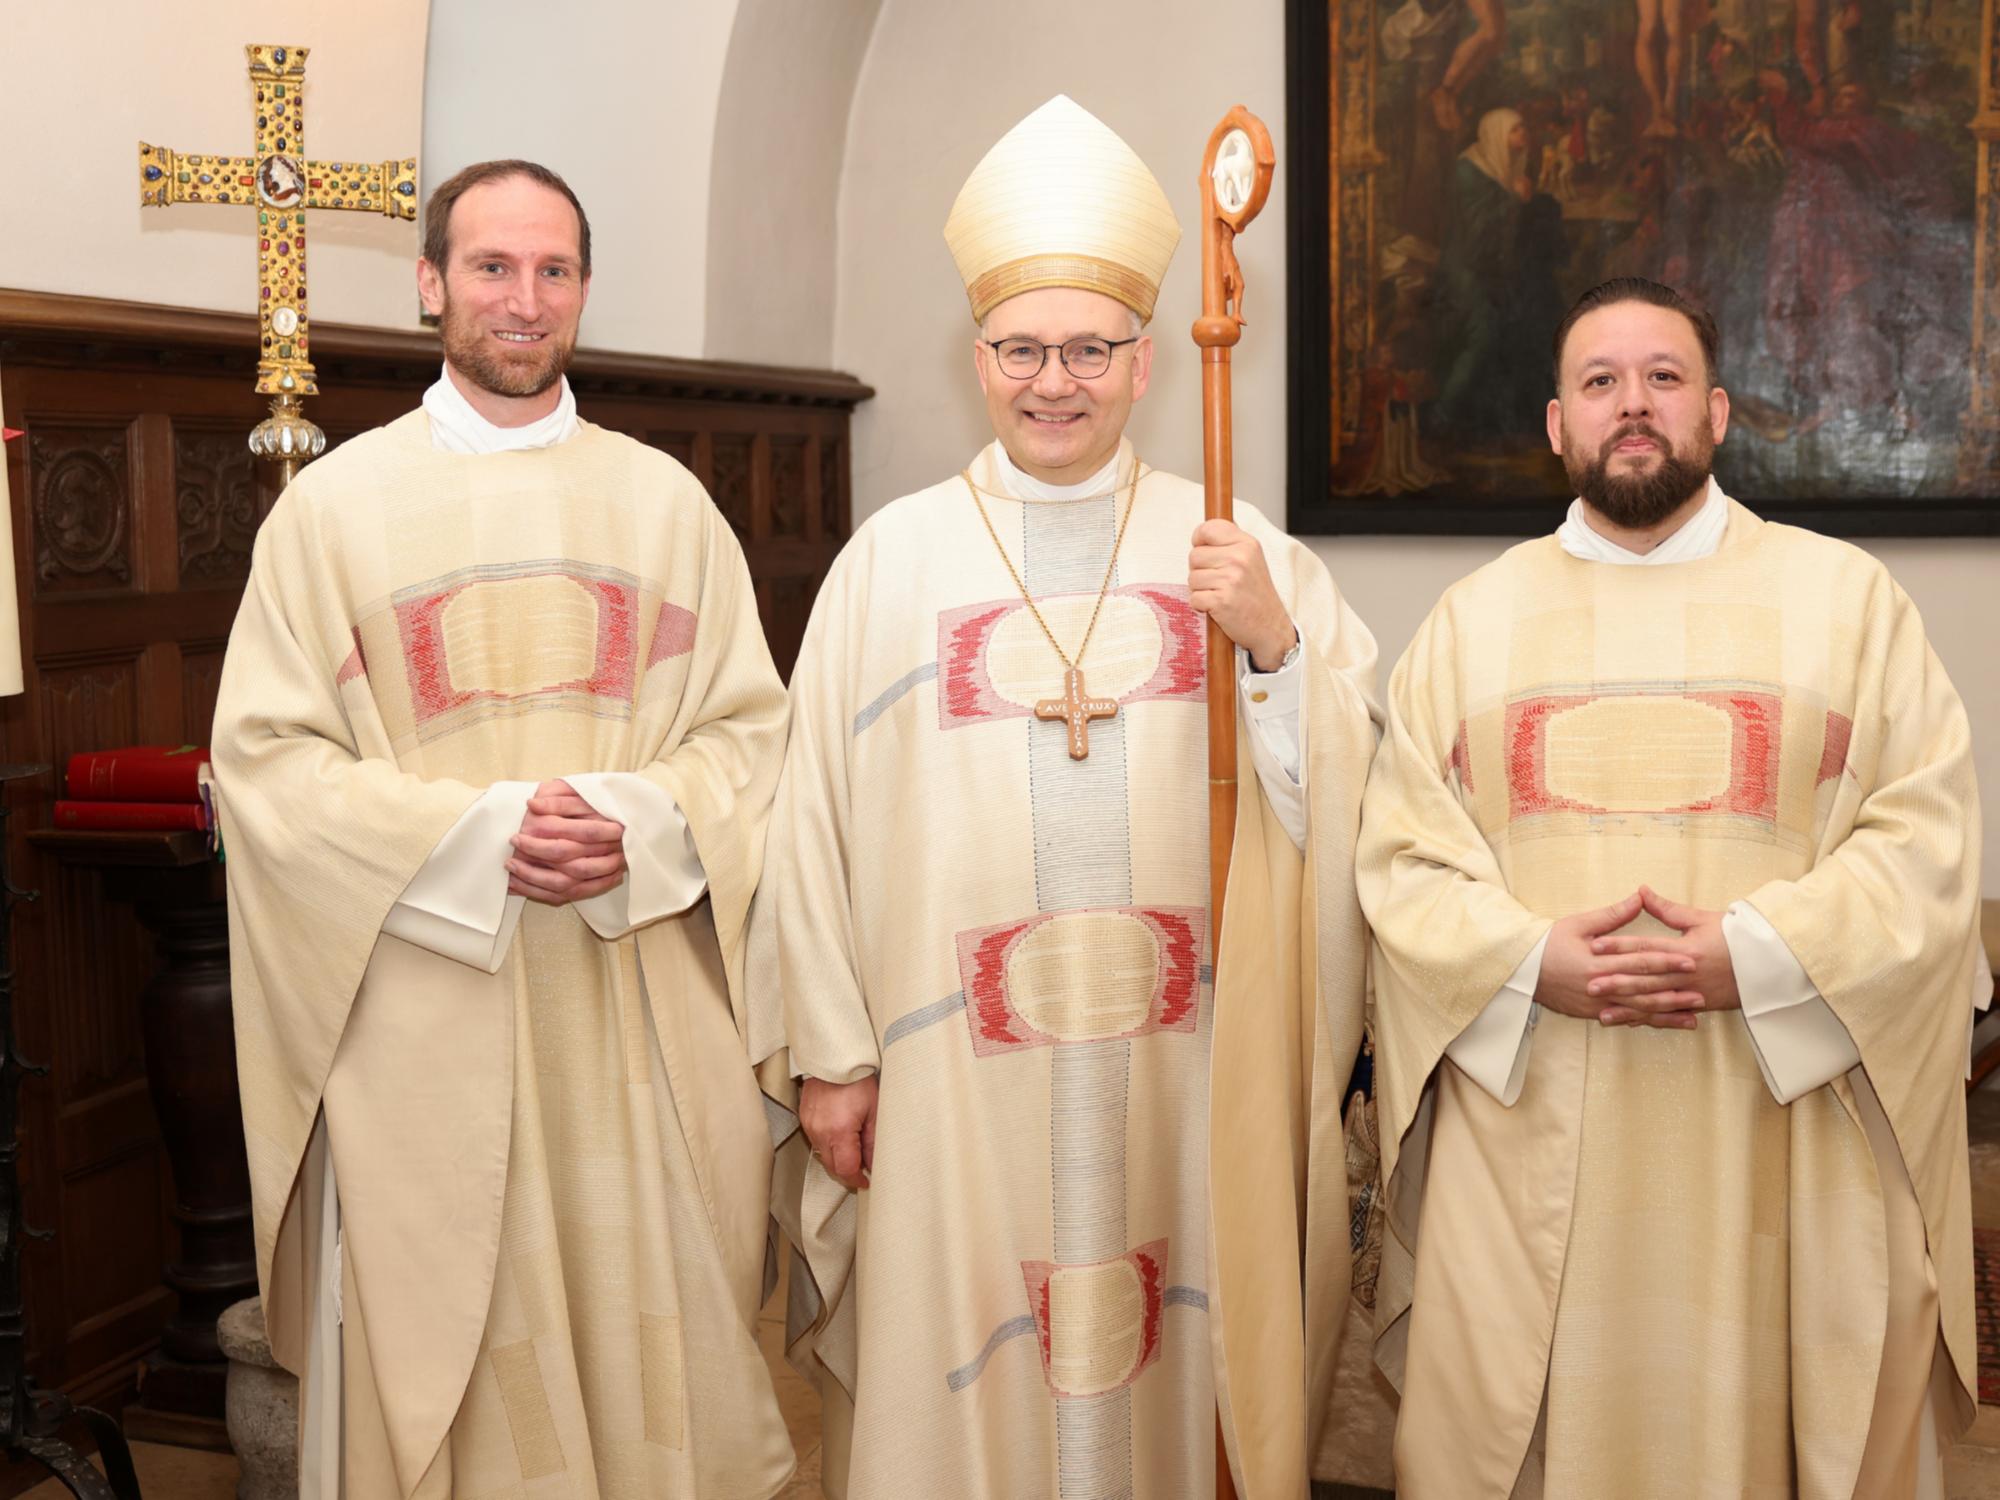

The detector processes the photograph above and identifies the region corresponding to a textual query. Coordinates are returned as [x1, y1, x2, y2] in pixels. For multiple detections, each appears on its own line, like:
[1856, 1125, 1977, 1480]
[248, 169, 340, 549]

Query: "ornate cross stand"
[0, 767, 140, 1499]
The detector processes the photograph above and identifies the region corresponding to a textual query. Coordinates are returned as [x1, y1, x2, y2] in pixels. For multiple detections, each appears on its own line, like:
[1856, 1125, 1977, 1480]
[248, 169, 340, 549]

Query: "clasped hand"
[507, 779, 628, 906]
[1533, 886, 1741, 1031]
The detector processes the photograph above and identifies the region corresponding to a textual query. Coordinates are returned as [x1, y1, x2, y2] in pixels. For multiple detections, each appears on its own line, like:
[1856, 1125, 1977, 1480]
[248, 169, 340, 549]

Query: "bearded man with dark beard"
[212, 158, 799, 1498]
[1357, 277, 1986, 1498]
[1557, 389, 1715, 532]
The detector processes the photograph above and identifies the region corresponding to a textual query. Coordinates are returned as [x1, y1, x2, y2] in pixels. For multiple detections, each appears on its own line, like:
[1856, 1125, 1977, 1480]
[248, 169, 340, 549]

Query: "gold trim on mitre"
[967, 255, 1162, 326]
[945, 96, 1181, 326]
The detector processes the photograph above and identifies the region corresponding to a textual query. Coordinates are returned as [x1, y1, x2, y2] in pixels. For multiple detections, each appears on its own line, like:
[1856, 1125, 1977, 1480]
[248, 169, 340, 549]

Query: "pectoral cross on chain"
[1035, 667, 1119, 761]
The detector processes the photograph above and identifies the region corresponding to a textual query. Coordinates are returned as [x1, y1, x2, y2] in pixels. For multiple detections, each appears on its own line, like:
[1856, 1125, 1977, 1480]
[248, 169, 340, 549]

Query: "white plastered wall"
[0, 0, 431, 328]
[423, 0, 740, 356]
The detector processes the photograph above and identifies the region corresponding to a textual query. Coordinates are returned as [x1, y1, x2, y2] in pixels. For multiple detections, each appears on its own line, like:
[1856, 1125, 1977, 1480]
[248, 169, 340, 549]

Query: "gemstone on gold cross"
[137, 43, 418, 403]
[1034, 667, 1119, 761]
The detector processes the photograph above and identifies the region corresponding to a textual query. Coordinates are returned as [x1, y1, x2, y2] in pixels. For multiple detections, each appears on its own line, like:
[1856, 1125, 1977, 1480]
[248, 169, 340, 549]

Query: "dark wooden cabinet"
[0, 287, 868, 1411]
[24, 831, 244, 1442]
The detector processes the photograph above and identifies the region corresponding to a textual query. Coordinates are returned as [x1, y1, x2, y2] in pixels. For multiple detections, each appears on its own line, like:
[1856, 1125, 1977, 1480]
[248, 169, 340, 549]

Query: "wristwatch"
[1247, 629, 1300, 675]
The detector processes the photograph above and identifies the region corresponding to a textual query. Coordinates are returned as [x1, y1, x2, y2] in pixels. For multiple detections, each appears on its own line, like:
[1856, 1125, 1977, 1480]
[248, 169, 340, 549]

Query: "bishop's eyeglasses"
[983, 336, 1140, 380]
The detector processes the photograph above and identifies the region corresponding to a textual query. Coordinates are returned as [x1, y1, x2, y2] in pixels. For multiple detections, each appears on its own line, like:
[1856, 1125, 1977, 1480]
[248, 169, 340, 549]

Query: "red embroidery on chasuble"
[1151, 911, 1201, 1027]
[935, 586, 1206, 730]
[646, 602, 698, 667]
[1817, 711, 1853, 785]
[942, 605, 1013, 722]
[964, 920, 1037, 1049]
[1502, 687, 1784, 822]
[1020, 1241, 1169, 1397]
[1127, 587, 1206, 699]
[384, 561, 668, 739]
[335, 628, 368, 686]
[1448, 720, 1474, 792]
[953, 906, 1205, 1058]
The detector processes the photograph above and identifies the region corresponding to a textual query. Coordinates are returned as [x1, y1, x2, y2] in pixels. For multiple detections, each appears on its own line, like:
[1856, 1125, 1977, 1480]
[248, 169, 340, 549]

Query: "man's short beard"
[437, 289, 575, 400]
[1564, 421, 1714, 530]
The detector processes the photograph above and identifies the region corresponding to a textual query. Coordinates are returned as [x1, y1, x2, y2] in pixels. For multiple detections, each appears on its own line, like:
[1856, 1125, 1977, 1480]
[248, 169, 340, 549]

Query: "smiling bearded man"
[214, 159, 798, 1499]
[753, 97, 1383, 1499]
[1360, 278, 1988, 1497]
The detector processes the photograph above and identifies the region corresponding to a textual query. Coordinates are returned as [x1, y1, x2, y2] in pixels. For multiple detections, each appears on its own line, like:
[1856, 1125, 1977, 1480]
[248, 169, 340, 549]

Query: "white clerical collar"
[990, 441, 1122, 502]
[422, 366, 580, 454]
[1557, 477, 1728, 565]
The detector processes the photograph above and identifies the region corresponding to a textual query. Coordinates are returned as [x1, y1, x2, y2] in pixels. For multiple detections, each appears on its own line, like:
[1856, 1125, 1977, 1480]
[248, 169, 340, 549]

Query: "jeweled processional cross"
[137, 43, 418, 485]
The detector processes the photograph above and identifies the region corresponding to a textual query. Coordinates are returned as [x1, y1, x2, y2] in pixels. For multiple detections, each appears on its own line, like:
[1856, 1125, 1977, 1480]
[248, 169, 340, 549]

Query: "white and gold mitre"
[944, 95, 1182, 326]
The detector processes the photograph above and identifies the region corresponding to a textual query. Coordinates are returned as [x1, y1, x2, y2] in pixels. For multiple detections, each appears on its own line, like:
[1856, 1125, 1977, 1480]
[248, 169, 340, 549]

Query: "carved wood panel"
[771, 435, 808, 541]
[38, 656, 140, 776]
[172, 425, 259, 588]
[757, 573, 821, 694]
[13, 653, 161, 1404]
[711, 432, 753, 541]
[29, 422, 135, 596]
[56, 1128, 170, 1360]
[646, 430, 697, 474]
[820, 432, 848, 540]
[0, 287, 868, 1410]
[181, 646, 228, 748]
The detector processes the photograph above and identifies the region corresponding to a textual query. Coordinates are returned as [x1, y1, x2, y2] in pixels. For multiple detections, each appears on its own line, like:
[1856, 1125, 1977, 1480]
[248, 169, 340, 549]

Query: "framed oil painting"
[1286, 0, 2000, 534]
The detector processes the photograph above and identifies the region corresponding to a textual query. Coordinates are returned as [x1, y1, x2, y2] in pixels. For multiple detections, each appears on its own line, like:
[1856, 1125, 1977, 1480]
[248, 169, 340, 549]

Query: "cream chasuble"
[1360, 498, 1984, 1499]
[215, 411, 796, 1499]
[1446, 480, 1878, 1108]
[381, 374, 711, 971]
[755, 441, 1381, 1500]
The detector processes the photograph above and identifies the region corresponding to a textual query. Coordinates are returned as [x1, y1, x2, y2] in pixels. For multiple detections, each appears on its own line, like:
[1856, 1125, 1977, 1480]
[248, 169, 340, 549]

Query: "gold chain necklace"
[960, 458, 1144, 760]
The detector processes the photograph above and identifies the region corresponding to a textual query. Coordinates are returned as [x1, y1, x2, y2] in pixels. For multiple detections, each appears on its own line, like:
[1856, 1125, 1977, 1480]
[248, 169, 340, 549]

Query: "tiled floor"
[757, 1272, 826, 1499]
[1953, 1406, 2000, 1497]
[11, 1277, 822, 1500]
[32, 1093, 2000, 1498]
[1945, 1090, 2000, 1497]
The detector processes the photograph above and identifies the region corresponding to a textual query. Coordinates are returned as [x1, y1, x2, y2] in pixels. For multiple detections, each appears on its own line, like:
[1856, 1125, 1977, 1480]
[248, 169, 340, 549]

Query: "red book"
[64, 746, 211, 803]
[53, 801, 211, 832]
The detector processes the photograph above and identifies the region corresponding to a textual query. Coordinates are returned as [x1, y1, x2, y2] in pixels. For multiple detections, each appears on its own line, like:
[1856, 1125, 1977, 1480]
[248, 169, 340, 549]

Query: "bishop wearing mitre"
[755, 97, 1383, 1498]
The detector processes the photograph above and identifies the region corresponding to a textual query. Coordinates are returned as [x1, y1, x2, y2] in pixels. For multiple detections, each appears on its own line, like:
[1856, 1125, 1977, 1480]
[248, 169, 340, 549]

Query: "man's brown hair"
[421, 159, 592, 279]
[1551, 277, 1719, 390]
